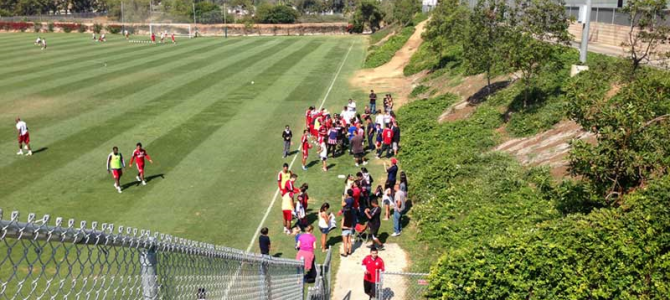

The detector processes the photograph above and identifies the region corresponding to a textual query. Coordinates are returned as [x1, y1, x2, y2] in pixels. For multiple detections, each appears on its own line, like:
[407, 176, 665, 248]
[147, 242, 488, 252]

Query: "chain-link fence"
[564, 6, 670, 26]
[0, 208, 305, 300]
[376, 271, 430, 300]
[305, 246, 332, 300]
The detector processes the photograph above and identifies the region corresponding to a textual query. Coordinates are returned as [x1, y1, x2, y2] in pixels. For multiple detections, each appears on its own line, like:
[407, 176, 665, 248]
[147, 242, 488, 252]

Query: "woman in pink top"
[296, 225, 317, 272]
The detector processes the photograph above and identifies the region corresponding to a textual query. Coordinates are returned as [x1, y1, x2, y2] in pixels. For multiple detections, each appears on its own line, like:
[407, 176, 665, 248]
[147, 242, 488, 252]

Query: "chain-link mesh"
[305, 246, 332, 300]
[376, 272, 430, 300]
[0, 209, 305, 300]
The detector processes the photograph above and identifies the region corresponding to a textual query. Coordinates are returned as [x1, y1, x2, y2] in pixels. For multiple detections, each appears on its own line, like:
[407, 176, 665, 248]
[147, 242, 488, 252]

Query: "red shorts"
[111, 169, 122, 179]
[302, 149, 309, 159]
[18, 133, 30, 144]
[136, 163, 145, 175]
[282, 210, 292, 222]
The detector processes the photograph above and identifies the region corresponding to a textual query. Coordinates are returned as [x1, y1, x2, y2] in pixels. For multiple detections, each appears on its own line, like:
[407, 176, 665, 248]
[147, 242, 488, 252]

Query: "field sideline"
[0, 33, 368, 253]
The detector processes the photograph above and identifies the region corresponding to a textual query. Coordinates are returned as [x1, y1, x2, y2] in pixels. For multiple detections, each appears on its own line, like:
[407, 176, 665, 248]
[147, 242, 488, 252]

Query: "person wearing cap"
[362, 246, 385, 299]
[385, 158, 399, 189]
[15, 118, 32, 156]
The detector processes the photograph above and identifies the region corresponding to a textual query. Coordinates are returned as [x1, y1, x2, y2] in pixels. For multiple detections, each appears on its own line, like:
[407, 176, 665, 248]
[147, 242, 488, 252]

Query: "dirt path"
[350, 19, 429, 108]
[332, 243, 408, 300]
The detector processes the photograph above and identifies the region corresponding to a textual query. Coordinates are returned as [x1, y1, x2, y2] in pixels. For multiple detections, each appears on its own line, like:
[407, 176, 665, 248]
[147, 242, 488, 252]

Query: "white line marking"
[245, 41, 355, 252]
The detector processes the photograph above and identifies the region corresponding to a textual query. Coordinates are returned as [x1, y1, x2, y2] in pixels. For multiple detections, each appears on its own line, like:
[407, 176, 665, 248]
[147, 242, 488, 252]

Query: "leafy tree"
[256, 3, 299, 23]
[503, 0, 572, 108]
[566, 70, 670, 203]
[351, 0, 383, 33]
[463, 0, 509, 93]
[391, 0, 419, 26]
[423, 0, 469, 62]
[621, 0, 670, 76]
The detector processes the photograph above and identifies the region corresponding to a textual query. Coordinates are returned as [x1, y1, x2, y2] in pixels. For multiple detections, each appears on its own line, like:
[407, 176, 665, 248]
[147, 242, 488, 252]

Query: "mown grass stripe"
[0, 37, 97, 62]
[0, 39, 297, 194]
[0, 39, 229, 94]
[0, 34, 85, 51]
[0, 38, 122, 66]
[0, 39, 217, 83]
[0, 39, 223, 104]
[0, 39, 261, 145]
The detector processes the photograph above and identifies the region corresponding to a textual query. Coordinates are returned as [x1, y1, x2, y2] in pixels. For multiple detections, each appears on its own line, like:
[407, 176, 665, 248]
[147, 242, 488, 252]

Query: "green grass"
[0, 32, 372, 258]
[364, 26, 415, 68]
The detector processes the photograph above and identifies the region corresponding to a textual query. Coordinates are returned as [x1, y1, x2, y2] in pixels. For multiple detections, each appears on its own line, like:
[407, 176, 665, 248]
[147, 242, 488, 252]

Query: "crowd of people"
[263, 90, 408, 299]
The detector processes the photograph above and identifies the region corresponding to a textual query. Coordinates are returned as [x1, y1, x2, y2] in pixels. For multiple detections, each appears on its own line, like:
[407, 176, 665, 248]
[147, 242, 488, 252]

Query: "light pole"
[223, 2, 228, 38]
[579, 0, 592, 64]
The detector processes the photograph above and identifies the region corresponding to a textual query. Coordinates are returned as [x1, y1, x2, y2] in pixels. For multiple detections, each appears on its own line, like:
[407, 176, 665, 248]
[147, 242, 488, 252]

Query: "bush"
[404, 42, 440, 75]
[77, 23, 87, 33]
[105, 24, 122, 34]
[256, 4, 299, 24]
[47, 22, 54, 32]
[55, 23, 79, 33]
[0, 21, 33, 32]
[33, 22, 42, 33]
[92, 23, 103, 34]
[409, 84, 429, 98]
[364, 26, 414, 68]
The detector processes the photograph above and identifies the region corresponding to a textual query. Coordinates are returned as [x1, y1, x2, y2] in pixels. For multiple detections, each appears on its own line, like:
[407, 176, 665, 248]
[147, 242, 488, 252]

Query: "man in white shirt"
[374, 112, 385, 128]
[15, 118, 32, 156]
[347, 98, 356, 112]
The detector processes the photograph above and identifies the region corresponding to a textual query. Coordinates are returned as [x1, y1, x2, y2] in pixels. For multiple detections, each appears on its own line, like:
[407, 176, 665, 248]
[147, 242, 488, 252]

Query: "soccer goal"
[149, 23, 193, 38]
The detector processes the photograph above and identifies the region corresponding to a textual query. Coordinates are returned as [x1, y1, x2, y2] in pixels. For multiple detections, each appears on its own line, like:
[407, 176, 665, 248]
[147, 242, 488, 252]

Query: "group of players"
[297, 98, 397, 172]
[14, 118, 154, 194]
[34, 37, 47, 50]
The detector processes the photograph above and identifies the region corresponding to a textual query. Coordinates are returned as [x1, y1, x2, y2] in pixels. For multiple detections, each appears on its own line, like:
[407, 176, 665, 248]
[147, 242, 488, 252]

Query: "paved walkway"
[332, 243, 408, 300]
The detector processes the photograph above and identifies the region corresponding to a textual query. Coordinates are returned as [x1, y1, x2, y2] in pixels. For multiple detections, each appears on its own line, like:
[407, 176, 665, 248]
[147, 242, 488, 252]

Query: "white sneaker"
[302, 166, 307, 170]
[17, 151, 23, 155]
[142, 181, 147, 186]
[391, 232, 400, 237]
[26, 151, 32, 156]
[355, 163, 359, 167]
[116, 187, 122, 193]
[114, 183, 118, 188]
[363, 161, 369, 165]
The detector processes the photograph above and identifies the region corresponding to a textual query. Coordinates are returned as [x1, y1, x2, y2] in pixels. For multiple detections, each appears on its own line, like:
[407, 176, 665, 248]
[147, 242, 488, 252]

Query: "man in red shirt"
[362, 247, 385, 299]
[300, 129, 311, 170]
[376, 124, 394, 159]
[306, 106, 314, 135]
[129, 142, 153, 186]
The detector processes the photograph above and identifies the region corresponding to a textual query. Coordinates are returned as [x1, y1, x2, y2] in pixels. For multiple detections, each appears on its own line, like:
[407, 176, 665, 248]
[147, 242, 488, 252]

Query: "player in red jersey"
[300, 129, 311, 170]
[305, 106, 314, 134]
[129, 142, 153, 186]
[171, 33, 176, 44]
[150, 32, 156, 43]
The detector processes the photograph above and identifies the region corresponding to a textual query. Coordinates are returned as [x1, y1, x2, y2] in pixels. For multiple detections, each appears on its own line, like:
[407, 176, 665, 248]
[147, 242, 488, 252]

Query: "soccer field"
[0, 33, 367, 251]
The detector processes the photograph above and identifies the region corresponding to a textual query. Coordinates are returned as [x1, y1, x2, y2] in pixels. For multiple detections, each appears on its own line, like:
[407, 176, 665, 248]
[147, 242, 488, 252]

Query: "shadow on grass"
[121, 173, 165, 190]
[32, 147, 48, 154]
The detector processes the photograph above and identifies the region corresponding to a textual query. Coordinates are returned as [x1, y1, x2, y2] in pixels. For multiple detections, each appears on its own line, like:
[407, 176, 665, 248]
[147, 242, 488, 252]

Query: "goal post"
[149, 23, 193, 38]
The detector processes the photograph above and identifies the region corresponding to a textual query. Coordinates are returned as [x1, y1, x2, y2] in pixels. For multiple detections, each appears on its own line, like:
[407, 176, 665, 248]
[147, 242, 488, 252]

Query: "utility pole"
[121, 2, 124, 34]
[193, 2, 197, 37]
[579, 0, 592, 64]
[223, 2, 227, 38]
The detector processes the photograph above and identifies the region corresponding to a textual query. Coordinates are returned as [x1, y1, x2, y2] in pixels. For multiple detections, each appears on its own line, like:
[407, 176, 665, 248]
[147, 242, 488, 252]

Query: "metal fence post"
[141, 243, 158, 300]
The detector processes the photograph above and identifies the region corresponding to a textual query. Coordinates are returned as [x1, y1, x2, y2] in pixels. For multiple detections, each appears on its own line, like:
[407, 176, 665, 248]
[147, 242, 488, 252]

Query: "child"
[319, 141, 328, 172]
[259, 227, 271, 255]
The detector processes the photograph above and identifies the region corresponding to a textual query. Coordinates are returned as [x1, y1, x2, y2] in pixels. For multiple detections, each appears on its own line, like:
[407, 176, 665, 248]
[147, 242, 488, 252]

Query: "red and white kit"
[130, 149, 152, 175]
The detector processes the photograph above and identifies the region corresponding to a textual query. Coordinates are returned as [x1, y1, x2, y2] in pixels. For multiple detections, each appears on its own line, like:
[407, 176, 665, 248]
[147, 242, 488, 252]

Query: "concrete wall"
[568, 21, 670, 53]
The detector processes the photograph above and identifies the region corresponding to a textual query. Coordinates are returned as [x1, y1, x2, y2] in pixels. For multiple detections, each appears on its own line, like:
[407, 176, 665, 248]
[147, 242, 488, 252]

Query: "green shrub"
[33, 22, 42, 33]
[105, 24, 122, 34]
[409, 84, 429, 98]
[364, 26, 415, 68]
[92, 23, 103, 34]
[47, 22, 54, 32]
[369, 24, 397, 45]
[404, 42, 440, 75]
[77, 23, 87, 33]
[256, 4, 299, 24]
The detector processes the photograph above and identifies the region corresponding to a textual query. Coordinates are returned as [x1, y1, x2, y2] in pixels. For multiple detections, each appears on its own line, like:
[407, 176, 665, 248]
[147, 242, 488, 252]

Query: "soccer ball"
[251, 81, 255, 85]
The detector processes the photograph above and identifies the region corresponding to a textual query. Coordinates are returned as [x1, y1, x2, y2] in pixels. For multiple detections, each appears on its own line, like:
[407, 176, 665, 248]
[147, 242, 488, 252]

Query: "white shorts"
[320, 155, 327, 161]
[392, 142, 398, 151]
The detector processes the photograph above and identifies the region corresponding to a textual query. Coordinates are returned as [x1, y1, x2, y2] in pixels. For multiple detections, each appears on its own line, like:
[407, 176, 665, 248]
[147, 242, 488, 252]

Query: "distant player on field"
[151, 32, 156, 44]
[171, 33, 176, 44]
[41, 38, 47, 50]
[129, 142, 153, 186]
[124, 30, 130, 40]
[160, 32, 165, 43]
[35, 37, 41, 46]
[99, 33, 106, 42]
[106, 146, 126, 193]
[300, 129, 311, 170]
[15, 118, 32, 156]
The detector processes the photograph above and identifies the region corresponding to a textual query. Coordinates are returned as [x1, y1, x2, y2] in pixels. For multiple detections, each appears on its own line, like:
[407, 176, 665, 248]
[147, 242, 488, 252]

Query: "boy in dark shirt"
[259, 227, 271, 255]
[365, 199, 384, 249]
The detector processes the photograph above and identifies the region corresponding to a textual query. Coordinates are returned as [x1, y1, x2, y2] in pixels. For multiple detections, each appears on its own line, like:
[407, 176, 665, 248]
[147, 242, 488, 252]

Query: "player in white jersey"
[35, 37, 41, 45]
[15, 118, 32, 156]
[41, 38, 47, 50]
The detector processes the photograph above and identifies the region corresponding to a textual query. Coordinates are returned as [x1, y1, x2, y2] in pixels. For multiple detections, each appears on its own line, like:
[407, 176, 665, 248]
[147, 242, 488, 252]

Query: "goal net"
[149, 23, 193, 38]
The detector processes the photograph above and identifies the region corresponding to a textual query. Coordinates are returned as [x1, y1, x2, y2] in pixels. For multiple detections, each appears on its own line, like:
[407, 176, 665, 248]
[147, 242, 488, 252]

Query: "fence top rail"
[0, 208, 302, 266]
[380, 271, 430, 276]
